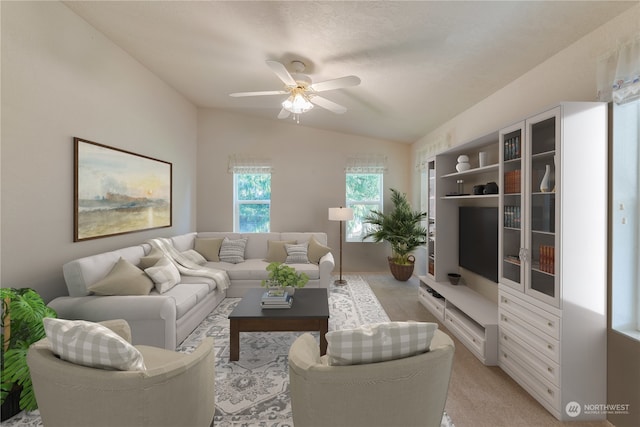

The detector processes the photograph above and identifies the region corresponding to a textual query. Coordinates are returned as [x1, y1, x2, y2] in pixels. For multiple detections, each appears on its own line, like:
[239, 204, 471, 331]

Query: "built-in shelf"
[440, 163, 499, 178]
[441, 194, 499, 200]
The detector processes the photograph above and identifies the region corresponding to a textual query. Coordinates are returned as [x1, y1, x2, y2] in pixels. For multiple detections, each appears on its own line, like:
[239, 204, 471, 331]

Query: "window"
[233, 173, 271, 232]
[611, 97, 640, 341]
[345, 173, 383, 242]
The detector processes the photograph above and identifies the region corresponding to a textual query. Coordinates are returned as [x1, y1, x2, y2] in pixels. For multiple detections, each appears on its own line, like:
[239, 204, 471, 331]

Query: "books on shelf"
[261, 290, 293, 309]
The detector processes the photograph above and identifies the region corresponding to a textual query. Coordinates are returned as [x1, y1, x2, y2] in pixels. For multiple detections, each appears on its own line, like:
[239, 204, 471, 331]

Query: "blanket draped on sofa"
[147, 238, 230, 291]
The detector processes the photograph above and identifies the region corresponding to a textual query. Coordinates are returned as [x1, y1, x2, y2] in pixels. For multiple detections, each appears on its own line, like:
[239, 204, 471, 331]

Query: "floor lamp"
[328, 206, 354, 286]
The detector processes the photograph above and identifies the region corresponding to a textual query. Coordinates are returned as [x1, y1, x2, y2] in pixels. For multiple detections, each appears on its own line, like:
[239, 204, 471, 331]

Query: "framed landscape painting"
[74, 137, 172, 241]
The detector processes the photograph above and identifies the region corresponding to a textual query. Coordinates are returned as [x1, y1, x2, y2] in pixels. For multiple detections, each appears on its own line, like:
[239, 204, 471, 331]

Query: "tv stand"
[419, 275, 498, 365]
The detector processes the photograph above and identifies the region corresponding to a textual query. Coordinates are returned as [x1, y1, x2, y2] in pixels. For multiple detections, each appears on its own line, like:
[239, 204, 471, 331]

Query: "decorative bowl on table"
[448, 273, 461, 286]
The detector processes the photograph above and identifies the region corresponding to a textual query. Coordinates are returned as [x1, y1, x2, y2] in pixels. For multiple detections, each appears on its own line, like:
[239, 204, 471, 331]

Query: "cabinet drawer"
[500, 328, 560, 386]
[419, 288, 445, 319]
[500, 346, 561, 412]
[499, 307, 560, 363]
[499, 291, 560, 339]
[445, 307, 485, 356]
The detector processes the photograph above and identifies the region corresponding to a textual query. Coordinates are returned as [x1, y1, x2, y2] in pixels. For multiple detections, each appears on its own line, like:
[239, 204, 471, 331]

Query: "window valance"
[345, 154, 387, 174]
[227, 154, 273, 174]
[597, 36, 640, 105]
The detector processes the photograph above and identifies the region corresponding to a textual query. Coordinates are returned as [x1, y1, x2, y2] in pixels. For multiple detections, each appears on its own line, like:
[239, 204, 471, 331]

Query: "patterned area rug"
[4, 275, 454, 427]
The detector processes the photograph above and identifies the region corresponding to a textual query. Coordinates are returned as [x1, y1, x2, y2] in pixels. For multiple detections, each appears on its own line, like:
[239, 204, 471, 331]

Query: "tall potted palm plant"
[1, 288, 57, 419]
[362, 188, 427, 281]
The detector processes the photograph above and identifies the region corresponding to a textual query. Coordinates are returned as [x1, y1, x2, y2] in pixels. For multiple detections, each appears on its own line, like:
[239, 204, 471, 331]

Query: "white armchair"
[288, 329, 455, 427]
[27, 319, 215, 427]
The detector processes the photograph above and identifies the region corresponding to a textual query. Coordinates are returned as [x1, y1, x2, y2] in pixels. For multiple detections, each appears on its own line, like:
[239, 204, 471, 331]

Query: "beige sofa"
[49, 232, 334, 350]
[28, 319, 215, 427]
[288, 329, 455, 427]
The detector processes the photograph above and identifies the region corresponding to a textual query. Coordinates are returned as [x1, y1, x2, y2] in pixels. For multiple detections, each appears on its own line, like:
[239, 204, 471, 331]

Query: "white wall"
[197, 108, 411, 272]
[410, 4, 639, 298]
[1, 2, 198, 302]
[412, 4, 640, 155]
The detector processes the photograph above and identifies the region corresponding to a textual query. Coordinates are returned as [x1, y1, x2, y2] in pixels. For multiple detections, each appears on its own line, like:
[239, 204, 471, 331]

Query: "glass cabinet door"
[499, 123, 525, 292]
[427, 159, 436, 278]
[526, 108, 559, 306]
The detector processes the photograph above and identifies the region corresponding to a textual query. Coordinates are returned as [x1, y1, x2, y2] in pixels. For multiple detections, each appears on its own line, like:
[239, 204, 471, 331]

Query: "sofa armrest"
[48, 295, 177, 349]
[318, 252, 335, 289]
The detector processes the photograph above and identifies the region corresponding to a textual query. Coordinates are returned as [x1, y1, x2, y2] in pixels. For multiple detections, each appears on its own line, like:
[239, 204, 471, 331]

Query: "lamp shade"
[328, 207, 354, 221]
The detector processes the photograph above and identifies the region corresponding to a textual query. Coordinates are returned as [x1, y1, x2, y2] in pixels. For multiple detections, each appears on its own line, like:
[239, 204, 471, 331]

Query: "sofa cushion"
[285, 243, 310, 264]
[325, 322, 438, 366]
[178, 275, 217, 292]
[89, 257, 153, 296]
[144, 257, 181, 293]
[138, 247, 164, 269]
[170, 232, 197, 252]
[43, 318, 146, 371]
[266, 240, 296, 263]
[307, 235, 332, 264]
[219, 237, 248, 264]
[181, 249, 207, 265]
[194, 237, 224, 262]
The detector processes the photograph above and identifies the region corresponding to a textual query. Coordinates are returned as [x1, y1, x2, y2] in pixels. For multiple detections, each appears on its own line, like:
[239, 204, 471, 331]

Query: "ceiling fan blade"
[266, 60, 297, 87]
[277, 108, 291, 119]
[310, 75, 361, 92]
[230, 90, 288, 97]
[310, 96, 347, 114]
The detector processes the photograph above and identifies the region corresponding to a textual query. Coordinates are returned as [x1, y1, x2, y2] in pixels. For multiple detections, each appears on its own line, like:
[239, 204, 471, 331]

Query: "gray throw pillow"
[285, 243, 310, 264]
[219, 237, 248, 264]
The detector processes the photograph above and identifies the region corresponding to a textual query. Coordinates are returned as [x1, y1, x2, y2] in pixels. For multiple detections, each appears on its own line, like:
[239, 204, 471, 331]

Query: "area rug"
[3, 275, 454, 427]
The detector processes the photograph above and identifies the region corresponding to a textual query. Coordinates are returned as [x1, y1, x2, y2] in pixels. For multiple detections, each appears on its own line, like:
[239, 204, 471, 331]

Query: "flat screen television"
[458, 206, 498, 283]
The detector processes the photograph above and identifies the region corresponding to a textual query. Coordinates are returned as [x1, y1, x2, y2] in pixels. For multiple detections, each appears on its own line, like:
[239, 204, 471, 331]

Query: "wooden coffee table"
[228, 288, 329, 361]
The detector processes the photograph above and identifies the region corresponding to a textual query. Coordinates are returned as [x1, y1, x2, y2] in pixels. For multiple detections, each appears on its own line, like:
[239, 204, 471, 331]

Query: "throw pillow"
[138, 247, 164, 269]
[265, 240, 296, 263]
[181, 249, 207, 265]
[89, 257, 153, 296]
[144, 257, 181, 293]
[325, 321, 438, 366]
[285, 243, 310, 264]
[194, 237, 224, 262]
[307, 235, 331, 264]
[43, 318, 146, 371]
[219, 237, 247, 264]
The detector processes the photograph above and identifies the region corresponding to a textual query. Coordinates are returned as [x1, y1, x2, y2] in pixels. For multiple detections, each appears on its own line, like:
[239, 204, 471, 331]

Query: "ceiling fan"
[230, 60, 361, 122]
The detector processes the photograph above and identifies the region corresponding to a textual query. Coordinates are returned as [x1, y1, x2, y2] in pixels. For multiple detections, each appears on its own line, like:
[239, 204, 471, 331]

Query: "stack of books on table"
[261, 290, 293, 309]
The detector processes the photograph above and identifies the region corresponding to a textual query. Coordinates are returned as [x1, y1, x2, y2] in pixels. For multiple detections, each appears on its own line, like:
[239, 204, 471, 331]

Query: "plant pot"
[284, 286, 296, 296]
[1, 384, 22, 421]
[388, 255, 415, 282]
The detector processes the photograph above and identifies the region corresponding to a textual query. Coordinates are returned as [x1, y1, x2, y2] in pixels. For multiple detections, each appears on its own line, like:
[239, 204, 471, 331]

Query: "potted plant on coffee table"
[362, 188, 427, 281]
[261, 262, 309, 295]
[1, 287, 57, 419]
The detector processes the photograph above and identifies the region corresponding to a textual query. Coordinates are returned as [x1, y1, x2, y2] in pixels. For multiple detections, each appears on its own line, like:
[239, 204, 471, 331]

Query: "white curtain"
[597, 37, 640, 104]
[227, 154, 273, 174]
[345, 154, 387, 173]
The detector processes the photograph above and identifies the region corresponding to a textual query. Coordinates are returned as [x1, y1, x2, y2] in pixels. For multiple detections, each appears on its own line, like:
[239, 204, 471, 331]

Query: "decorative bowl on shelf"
[448, 273, 461, 285]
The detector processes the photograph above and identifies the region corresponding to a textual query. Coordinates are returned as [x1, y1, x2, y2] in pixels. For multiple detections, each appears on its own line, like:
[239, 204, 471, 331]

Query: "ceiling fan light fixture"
[282, 91, 314, 114]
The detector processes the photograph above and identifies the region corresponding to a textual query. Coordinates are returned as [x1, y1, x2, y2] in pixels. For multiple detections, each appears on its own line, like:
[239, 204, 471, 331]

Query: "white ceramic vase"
[540, 164, 551, 192]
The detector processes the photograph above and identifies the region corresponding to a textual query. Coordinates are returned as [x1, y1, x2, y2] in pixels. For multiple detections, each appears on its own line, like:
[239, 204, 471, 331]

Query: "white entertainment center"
[418, 102, 608, 422]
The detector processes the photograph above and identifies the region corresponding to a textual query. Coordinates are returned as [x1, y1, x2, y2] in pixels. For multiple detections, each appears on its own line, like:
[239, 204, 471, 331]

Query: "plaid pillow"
[326, 321, 438, 366]
[43, 318, 146, 371]
[219, 237, 247, 264]
[144, 257, 181, 293]
[285, 243, 310, 264]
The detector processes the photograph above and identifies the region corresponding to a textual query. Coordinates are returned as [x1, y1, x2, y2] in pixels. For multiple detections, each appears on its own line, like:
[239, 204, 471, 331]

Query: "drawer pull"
[547, 344, 553, 350]
[547, 322, 553, 327]
[547, 367, 553, 373]
[503, 334, 508, 341]
[547, 388, 554, 396]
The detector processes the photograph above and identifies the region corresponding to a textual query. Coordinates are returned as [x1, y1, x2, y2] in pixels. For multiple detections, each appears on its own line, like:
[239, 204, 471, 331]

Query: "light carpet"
[4, 275, 454, 427]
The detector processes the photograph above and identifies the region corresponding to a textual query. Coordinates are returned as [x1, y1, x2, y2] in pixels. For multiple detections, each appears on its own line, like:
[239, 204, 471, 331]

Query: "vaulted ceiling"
[65, 1, 634, 143]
